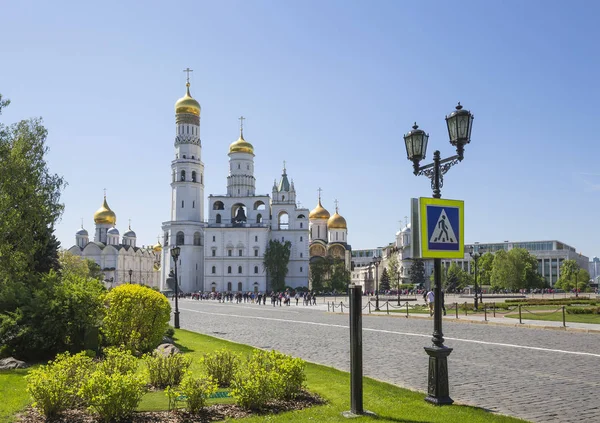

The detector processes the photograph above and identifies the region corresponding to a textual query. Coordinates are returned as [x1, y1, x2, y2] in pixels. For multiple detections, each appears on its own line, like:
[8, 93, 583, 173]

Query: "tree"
[490, 248, 544, 291]
[59, 251, 104, 281]
[556, 260, 590, 292]
[263, 240, 292, 292]
[330, 258, 350, 292]
[410, 259, 426, 288]
[477, 252, 494, 287]
[387, 254, 401, 292]
[309, 259, 326, 292]
[380, 267, 391, 291]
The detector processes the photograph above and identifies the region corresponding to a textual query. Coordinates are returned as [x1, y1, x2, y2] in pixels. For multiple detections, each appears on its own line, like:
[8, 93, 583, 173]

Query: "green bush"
[231, 350, 306, 409]
[103, 284, 171, 353]
[26, 351, 94, 418]
[202, 349, 241, 388]
[79, 369, 146, 422]
[145, 352, 191, 388]
[506, 298, 598, 306]
[98, 346, 139, 376]
[179, 372, 218, 414]
[566, 307, 600, 315]
[164, 326, 175, 339]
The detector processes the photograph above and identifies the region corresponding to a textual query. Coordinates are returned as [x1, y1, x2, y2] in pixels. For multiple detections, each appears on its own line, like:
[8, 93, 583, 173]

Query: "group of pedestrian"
[180, 290, 318, 307]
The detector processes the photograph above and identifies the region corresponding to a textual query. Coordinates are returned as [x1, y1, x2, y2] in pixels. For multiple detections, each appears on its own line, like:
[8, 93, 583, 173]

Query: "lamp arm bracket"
[416, 154, 461, 192]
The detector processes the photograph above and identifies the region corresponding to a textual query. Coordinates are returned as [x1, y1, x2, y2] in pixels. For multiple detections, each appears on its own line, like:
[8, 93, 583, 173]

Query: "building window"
[300, 222, 303, 228]
[254, 250, 259, 257]
[216, 214, 221, 224]
[300, 236, 303, 242]
[254, 266, 258, 274]
[212, 249, 216, 257]
[182, 200, 184, 208]
[255, 236, 258, 242]
[180, 170, 185, 181]
[193, 232, 201, 245]
[257, 214, 262, 223]
[300, 253, 303, 258]
[212, 236, 216, 242]
[227, 266, 232, 274]
[238, 266, 242, 274]
[238, 282, 243, 291]
[176, 231, 184, 245]
[300, 267, 303, 272]
[192, 201, 195, 208]
[228, 250, 232, 257]
[227, 282, 232, 291]
[192, 171, 196, 182]
[211, 266, 216, 274]
[238, 249, 242, 257]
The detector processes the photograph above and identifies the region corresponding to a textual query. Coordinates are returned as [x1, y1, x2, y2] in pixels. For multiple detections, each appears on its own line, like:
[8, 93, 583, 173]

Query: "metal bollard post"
[327, 302, 330, 313]
[493, 302, 496, 318]
[562, 306, 566, 327]
[406, 302, 409, 318]
[348, 284, 364, 415]
[484, 304, 487, 321]
[455, 302, 458, 319]
[465, 302, 468, 316]
[519, 304, 522, 324]
[386, 302, 389, 315]
[368, 301, 371, 314]
[341, 302, 344, 313]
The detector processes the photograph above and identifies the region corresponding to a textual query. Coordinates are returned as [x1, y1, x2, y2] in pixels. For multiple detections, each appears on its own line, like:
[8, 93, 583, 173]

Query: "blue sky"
[2, 0, 600, 258]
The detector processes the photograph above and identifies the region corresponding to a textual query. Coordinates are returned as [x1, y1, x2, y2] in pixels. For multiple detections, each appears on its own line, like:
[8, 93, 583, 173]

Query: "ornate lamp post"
[373, 256, 382, 311]
[469, 245, 482, 310]
[404, 102, 474, 406]
[170, 246, 181, 329]
[128, 269, 133, 284]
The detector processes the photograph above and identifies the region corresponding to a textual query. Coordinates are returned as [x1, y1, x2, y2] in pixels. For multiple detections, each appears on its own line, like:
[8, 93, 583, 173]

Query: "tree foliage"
[330, 258, 350, 292]
[387, 254, 400, 290]
[380, 267, 391, 291]
[263, 240, 292, 292]
[445, 262, 471, 291]
[409, 259, 426, 287]
[490, 248, 544, 291]
[309, 256, 348, 292]
[556, 259, 590, 292]
[476, 252, 494, 286]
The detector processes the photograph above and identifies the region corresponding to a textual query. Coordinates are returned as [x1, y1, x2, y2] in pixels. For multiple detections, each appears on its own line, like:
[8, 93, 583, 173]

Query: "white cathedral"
[159, 80, 313, 293]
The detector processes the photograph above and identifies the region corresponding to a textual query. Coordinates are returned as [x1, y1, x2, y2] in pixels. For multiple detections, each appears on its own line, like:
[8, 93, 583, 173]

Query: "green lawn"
[1, 329, 529, 423]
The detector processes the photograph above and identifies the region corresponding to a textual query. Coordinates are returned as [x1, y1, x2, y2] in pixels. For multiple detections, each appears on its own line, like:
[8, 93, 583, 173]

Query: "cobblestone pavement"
[175, 299, 600, 423]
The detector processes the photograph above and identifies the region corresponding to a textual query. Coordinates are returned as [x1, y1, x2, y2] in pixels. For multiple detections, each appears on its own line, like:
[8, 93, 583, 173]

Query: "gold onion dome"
[153, 241, 162, 252]
[328, 212, 347, 229]
[309, 199, 330, 220]
[93, 196, 116, 225]
[175, 83, 201, 116]
[229, 131, 255, 155]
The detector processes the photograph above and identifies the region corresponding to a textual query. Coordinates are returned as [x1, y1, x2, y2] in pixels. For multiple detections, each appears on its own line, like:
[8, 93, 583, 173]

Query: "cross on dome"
[183, 67, 193, 85]
[238, 116, 245, 135]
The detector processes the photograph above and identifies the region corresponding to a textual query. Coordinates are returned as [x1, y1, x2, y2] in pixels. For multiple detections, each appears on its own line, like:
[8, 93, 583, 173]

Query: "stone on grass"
[0, 357, 28, 369]
[154, 343, 180, 357]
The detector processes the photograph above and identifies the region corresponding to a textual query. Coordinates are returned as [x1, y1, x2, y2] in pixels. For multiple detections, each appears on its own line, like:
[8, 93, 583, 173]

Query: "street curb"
[342, 312, 600, 334]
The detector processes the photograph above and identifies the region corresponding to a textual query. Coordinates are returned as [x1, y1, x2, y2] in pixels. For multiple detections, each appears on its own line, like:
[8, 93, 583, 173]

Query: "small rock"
[154, 343, 180, 357]
[0, 357, 28, 369]
[162, 336, 174, 345]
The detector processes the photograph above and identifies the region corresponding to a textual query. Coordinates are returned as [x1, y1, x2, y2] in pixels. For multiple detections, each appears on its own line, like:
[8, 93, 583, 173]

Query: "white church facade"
[160, 80, 310, 293]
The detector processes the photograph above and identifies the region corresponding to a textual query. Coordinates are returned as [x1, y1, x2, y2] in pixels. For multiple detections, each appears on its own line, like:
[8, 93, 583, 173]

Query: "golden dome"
[153, 242, 162, 252]
[229, 131, 255, 155]
[309, 199, 330, 220]
[328, 212, 347, 229]
[93, 196, 117, 225]
[175, 83, 200, 116]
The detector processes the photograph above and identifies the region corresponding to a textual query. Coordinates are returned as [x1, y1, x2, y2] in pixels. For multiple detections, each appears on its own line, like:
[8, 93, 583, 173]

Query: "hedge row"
[505, 298, 599, 306]
[566, 307, 600, 315]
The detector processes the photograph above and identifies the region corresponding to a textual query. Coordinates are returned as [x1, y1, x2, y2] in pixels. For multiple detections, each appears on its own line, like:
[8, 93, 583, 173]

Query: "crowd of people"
[171, 290, 319, 306]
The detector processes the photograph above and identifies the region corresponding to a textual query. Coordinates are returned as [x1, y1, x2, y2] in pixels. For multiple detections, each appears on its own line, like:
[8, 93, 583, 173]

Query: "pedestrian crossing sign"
[419, 197, 464, 258]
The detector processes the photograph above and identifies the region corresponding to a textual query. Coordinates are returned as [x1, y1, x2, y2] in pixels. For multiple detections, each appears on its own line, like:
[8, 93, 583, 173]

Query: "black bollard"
[344, 284, 373, 417]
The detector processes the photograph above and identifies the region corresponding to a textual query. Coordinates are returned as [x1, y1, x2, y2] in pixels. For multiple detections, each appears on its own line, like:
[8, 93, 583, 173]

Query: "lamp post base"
[174, 311, 180, 329]
[424, 346, 453, 406]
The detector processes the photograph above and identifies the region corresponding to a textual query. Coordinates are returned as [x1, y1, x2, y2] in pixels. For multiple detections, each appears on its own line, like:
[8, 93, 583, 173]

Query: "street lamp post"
[170, 246, 181, 329]
[397, 273, 401, 305]
[469, 246, 482, 310]
[404, 102, 474, 406]
[128, 269, 133, 284]
[373, 256, 382, 311]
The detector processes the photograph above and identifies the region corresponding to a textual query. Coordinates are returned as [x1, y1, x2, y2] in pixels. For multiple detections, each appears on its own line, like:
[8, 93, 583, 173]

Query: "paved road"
[174, 298, 600, 423]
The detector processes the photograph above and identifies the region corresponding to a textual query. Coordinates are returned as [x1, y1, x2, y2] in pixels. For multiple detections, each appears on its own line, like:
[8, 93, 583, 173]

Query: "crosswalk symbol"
[429, 209, 457, 244]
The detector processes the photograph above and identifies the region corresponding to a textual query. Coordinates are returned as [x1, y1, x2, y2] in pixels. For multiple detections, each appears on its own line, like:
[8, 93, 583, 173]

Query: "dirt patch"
[15, 391, 325, 422]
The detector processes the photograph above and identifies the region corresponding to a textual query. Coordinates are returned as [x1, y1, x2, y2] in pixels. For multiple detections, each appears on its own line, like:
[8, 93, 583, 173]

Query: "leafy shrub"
[506, 298, 599, 306]
[231, 350, 306, 409]
[79, 369, 146, 422]
[98, 346, 139, 376]
[145, 352, 191, 388]
[26, 352, 94, 418]
[202, 349, 241, 388]
[566, 307, 600, 315]
[103, 284, 171, 353]
[179, 372, 218, 414]
[164, 326, 175, 339]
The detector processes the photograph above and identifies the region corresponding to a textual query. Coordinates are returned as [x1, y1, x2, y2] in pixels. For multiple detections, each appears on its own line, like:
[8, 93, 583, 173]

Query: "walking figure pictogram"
[434, 215, 453, 243]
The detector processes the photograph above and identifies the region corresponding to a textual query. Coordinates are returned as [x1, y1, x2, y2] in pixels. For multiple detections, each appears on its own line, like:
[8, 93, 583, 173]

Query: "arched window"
[183, 155, 186, 159]
[216, 214, 221, 224]
[300, 222, 303, 228]
[238, 282, 243, 291]
[227, 282, 232, 291]
[227, 266, 232, 274]
[176, 231, 184, 245]
[278, 211, 289, 230]
[211, 282, 216, 292]
[194, 232, 201, 246]
[192, 171, 197, 182]
[180, 170, 185, 181]
[238, 266, 242, 274]
[213, 201, 224, 210]
[164, 232, 169, 246]
[256, 214, 262, 223]
[211, 266, 216, 274]
[254, 266, 258, 274]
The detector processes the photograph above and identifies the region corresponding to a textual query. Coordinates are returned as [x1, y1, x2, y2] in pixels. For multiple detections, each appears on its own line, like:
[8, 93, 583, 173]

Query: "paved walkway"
[175, 298, 600, 423]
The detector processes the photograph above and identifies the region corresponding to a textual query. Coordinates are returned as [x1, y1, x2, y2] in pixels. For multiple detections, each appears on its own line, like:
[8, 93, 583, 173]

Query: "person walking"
[426, 289, 435, 317]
